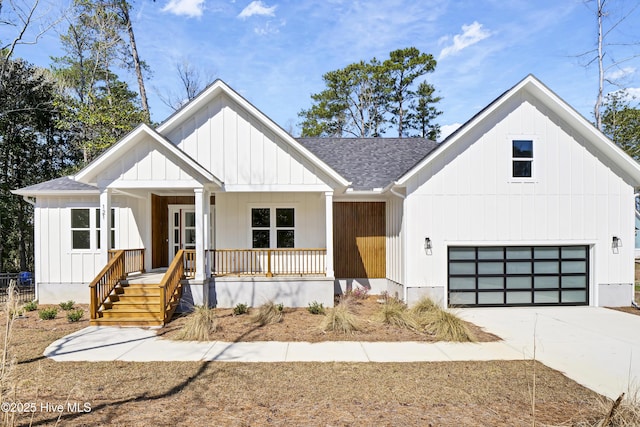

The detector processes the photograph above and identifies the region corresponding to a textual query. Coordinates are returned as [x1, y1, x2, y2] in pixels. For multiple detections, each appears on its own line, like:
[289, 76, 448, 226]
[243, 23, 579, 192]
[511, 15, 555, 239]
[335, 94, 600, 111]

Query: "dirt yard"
[0, 303, 611, 426]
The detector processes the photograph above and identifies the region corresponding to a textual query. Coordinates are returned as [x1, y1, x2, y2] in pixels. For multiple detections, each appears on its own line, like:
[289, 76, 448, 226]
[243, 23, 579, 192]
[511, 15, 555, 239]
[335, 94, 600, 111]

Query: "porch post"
[194, 187, 206, 282]
[324, 191, 334, 277]
[203, 189, 211, 278]
[99, 188, 112, 266]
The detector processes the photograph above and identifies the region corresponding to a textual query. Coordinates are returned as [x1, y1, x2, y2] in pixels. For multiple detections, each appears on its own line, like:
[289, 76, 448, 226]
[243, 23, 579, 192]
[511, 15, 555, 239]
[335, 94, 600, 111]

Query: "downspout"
[22, 196, 35, 206]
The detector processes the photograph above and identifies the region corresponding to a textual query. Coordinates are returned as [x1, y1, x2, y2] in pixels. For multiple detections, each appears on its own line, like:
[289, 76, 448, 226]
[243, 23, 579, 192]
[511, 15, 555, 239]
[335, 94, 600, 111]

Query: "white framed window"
[71, 209, 91, 250]
[70, 207, 116, 250]
[512, 139, 533, 178]
[96, 208, 116, 250]
[250, 207, 295, 248]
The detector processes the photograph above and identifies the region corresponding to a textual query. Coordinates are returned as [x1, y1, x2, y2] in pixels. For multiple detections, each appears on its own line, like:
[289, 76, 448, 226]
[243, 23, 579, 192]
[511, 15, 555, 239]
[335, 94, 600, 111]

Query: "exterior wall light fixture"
[424, 237, 432, 255]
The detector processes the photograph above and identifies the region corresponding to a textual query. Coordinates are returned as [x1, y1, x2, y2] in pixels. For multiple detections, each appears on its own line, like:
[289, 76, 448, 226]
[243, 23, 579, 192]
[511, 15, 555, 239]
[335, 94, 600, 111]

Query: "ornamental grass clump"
[176, 305, 219, 341]
[414, 298, 475, 342]
[589, 390, 640, 427]
[410, 296, 440, 317]
[250, 301, 283, 326]
[1, 281, 19, 427]
[320, 299, 360, 334]
[376, 296, 420, 331]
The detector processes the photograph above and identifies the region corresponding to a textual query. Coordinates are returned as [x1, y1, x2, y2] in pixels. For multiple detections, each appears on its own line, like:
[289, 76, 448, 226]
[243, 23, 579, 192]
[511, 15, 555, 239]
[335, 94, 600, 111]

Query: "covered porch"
[88, 187, 337, 321]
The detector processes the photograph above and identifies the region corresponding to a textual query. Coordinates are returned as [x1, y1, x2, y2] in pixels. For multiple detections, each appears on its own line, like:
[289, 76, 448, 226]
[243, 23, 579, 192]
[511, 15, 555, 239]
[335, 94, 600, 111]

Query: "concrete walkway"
[44, 306, 640, 399]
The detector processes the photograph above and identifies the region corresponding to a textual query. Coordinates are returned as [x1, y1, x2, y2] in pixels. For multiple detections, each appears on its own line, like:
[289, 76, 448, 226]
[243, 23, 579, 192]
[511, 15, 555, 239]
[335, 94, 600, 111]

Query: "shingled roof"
[297, 137, 440, 190]
[13, 176, 99, 195]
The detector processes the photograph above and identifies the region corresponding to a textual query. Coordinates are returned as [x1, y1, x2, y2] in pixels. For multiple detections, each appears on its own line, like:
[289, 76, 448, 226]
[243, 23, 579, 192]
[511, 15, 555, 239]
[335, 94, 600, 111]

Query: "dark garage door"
[448, 246, 589, 307]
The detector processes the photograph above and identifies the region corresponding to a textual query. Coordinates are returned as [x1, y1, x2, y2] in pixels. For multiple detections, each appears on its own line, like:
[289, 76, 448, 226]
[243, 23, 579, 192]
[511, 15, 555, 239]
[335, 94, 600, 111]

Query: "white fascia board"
[10, 189, 99, 197]
[157, 80, 350, 188]
[103, 179, 205, 189]
[76, 124, 222, 188]
[222, 183, 333, 192]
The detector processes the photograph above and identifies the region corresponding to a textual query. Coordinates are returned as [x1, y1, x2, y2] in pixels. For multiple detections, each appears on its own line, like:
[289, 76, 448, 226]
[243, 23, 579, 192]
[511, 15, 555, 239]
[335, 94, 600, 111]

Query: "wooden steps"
[90, 282, 182, 327]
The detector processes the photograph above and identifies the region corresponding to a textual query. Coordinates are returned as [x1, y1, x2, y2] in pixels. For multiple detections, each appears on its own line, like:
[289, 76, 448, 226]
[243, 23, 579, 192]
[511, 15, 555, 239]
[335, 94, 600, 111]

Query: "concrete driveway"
[458, 306, 640, 399]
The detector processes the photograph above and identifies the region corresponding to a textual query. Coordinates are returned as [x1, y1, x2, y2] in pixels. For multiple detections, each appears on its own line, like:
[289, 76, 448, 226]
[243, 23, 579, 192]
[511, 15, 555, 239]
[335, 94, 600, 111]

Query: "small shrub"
[377, 297, 419, 331]
[251, 301, 283, 326]
[346, 286, 369, 301]
[176, 305, 219, 341]
[23, 300, 38, 312]
[233, 303, 249, 316]
[320, 300, 360, 334]
[9, 308, 24, 318]
[66, 309, 84, 322]
[59, 300, 75, 311]
[307, 301, 325, 315]
[38, 307, 58, 320]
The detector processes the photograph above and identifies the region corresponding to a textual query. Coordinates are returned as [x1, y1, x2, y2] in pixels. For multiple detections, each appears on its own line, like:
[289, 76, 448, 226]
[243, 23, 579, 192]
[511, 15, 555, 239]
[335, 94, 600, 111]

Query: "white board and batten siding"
[97, 138, 202, 189]
[402, 93, 635, 306]
[34, 195, 145, 303]
[164, 94, 333, 191]
[215, 192, 326, 249]
[386, 194, 405, 293]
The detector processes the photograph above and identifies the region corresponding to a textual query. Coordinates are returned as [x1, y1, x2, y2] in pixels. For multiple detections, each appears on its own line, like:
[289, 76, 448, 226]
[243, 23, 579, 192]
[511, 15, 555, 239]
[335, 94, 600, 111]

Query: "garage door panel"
[448, 245, 589, 307]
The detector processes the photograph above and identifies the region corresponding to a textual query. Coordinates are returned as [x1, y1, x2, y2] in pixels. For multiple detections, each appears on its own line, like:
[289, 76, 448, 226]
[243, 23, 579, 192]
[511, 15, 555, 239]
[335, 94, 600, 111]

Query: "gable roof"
[157, 79, 350, 188]
[298, 137, 439, 191]
[75, 123, 222, 187]
[12, 176, 99, 196]
[395, 74, 640, 187]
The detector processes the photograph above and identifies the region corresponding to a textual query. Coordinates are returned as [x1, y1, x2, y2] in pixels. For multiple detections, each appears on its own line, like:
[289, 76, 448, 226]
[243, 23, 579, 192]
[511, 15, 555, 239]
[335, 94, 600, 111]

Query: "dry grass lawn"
[0, 303, 611, 426]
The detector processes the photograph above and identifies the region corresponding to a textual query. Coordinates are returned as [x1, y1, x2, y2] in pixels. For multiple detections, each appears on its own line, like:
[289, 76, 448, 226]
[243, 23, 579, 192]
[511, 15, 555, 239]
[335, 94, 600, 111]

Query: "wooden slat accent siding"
[333, 202, 386, 278]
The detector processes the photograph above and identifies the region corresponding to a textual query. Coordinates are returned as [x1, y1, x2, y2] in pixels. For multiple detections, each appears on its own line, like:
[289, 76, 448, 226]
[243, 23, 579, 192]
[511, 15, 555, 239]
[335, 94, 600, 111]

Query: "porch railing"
[108, 248, 145, 275]
[91, 249, 145, 320]
[210, 249, 326, 276]
[159, 249, 185, 322]
[184, 249, 196, 279]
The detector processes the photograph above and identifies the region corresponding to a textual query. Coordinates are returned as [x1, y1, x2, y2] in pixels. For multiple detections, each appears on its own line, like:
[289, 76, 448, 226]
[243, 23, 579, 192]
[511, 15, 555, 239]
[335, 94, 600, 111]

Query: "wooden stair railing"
[90, 249, 145, 321]
[159, 249, 186, 323]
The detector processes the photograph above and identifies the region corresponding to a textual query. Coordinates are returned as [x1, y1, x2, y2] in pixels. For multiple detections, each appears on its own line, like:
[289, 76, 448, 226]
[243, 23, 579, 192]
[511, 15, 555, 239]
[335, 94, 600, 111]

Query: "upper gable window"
[512, 140, 533, 178]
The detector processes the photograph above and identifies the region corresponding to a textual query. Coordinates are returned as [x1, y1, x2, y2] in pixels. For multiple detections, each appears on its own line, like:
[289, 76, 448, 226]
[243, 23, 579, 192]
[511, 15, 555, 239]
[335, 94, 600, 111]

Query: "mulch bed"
[159, 296, 499, 343]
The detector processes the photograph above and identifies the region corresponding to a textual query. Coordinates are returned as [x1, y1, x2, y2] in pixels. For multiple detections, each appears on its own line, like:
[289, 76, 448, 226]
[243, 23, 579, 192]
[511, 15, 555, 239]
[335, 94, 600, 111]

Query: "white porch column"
[324, 191, 334, 278]
[194, 187, 206, 282]
[203, 189, 211, 279]
[99, 188, 112, 266]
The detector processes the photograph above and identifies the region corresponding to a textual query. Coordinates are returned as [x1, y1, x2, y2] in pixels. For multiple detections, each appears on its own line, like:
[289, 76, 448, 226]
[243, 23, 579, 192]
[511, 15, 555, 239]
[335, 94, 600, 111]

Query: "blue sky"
[7, 0, 640, 139]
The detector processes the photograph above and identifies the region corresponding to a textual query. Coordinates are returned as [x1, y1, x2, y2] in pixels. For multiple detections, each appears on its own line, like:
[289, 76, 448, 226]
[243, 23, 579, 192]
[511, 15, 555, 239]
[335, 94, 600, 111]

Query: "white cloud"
[238, 1, 277, 19]
[254, 19, 286, 35]
[439, 21, 492, 60]
[627, 87, 640, 99]
[606, 67, 636, 81]
[439, 123, 462, 141]
[162, 0, 205, 18]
